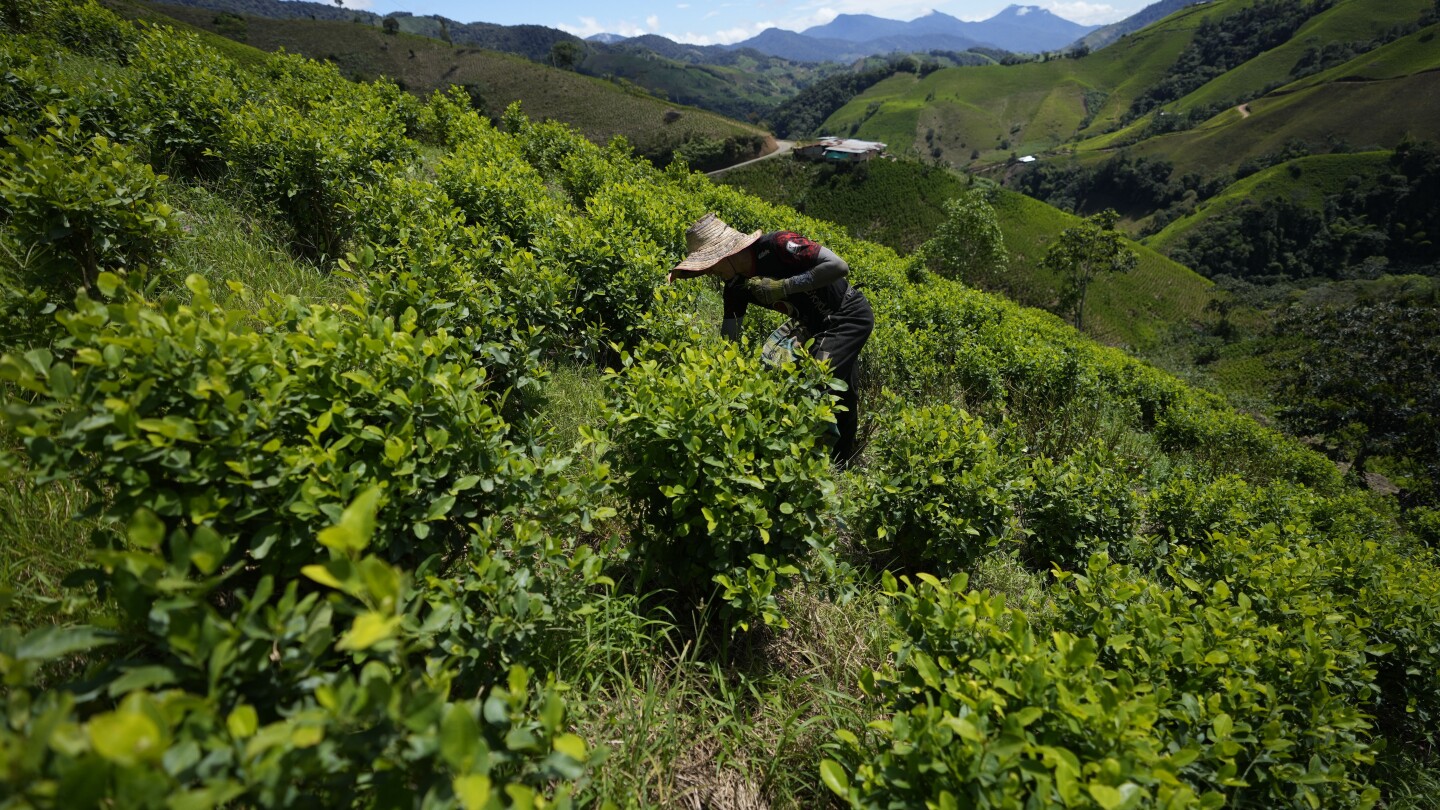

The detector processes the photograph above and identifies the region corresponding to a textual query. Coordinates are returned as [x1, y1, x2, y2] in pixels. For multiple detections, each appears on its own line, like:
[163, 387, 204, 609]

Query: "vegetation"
[1012, 151, 1228, 231]
[2, 1, 1439, 807]
[762, 53, 991, 140]
[1172, 140, 1440, 281]
[1040, 209, 1139, 331]
[1274, 297, 1440, 504]
[127, 0, 772, 170]
[1127, 0, 1333, 118]
[916, 184, 1008, 287]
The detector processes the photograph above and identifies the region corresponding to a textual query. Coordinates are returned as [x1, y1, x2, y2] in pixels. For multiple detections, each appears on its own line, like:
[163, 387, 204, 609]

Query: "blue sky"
[336, 1, 1157, 45]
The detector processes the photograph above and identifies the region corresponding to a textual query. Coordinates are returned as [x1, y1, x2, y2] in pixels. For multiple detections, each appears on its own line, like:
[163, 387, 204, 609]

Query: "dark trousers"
[812, 289, 874, 466]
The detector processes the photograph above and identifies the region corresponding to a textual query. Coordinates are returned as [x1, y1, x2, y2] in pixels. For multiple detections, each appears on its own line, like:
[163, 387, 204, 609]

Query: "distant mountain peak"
[587, 33, 627, 44]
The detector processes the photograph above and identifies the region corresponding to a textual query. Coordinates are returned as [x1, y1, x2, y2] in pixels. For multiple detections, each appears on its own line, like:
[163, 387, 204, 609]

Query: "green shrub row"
[0, 275, 608, 581]
[827, 561, 1380, 809]
[0, 114, 176, 292]
[2, 3, 1438, 806]
[600, 338, 840, 631]
[0, 490, 594, 808]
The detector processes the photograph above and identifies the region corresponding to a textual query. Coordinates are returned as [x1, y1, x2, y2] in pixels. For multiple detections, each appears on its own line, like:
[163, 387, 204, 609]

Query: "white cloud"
[557, 16, 651, 38]
[647, 14, 660, 29]
[665, 6, 847, 44]
[339, 0, 374, 8]
[1040, 1, 1124, 25]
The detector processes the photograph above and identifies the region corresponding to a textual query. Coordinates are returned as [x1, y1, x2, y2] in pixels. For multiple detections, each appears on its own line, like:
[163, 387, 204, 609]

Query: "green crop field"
[1173, 0, 1433, 114]
[826, 0, 1437, 185]
[4, 2, 1440, 808]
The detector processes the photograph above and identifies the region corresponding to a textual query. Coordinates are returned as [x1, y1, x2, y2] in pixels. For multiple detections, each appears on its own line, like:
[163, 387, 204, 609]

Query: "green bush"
[845, 402, 1024, 574]
[343, 170, 572, 419]
[602, 340, 838, 630]
[0, 490, 593, 808]
[45, 0, 133, 62]
[1174, 520, 1440, 751]
[500, 103, 592, 180]
[0, 115, 176, 291]
[221, 88, 414, 261]
[129, 26, 247, 176]
[533, 208, 665, 360]
[1155, 402, 1342, 491]
[582, 176, 703, 263]
[1145, 472, 1315, 552]
[826, 563, 1381, 809]
[436, 139, 561, 249]
[1022, 440, 1141, 569]
[0, 276, 600, 581]
[0, 41, 148, 146]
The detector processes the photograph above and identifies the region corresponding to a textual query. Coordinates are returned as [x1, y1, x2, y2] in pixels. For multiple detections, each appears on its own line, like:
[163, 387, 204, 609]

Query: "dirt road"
[706, 140, 795, 177]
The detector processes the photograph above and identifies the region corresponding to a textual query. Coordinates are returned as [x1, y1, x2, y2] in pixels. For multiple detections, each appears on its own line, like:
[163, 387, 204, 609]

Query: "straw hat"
[671, 214, 761, 278]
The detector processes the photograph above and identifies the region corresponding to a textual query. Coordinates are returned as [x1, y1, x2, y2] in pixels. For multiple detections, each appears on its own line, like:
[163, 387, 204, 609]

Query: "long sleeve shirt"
[722, 231, 852, 339]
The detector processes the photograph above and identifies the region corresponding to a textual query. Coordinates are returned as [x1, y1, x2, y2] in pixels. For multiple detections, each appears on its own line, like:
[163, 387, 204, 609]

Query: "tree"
[919, 186, 1008, 288]
[382, 16, 398, 35]
[1275, 299, 1440, 504]
[550, 41, 583, 70]
[1040, 209, 1137, 331]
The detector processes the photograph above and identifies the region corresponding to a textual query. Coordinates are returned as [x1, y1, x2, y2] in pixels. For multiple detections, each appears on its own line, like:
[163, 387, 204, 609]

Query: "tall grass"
[0, 444, 107, 631]
[557, 582, 890, 808]
[166, 183, 350, 309]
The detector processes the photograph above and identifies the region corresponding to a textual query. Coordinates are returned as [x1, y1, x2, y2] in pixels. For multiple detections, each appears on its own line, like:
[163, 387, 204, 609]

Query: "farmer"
[669, 213, 874, 466]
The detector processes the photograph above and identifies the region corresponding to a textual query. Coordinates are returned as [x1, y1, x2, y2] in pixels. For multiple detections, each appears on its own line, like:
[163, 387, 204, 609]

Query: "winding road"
[706, 139, 795, 177]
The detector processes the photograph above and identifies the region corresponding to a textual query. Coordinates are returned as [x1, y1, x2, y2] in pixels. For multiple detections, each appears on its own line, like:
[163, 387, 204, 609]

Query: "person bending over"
[669, 213, 874, 465]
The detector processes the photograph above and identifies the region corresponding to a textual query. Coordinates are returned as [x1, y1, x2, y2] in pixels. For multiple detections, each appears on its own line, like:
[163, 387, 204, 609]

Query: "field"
[825, 0, 1440, 182]
[3, 2, 1440, 808]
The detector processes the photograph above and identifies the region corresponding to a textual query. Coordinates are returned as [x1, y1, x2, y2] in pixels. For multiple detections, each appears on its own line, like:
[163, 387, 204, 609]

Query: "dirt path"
[1236, 103, 1251, 118]
[706, 139, 795, 177]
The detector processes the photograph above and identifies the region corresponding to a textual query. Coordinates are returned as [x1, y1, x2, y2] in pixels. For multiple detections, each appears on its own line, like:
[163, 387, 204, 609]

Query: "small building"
[1017, 155, 1037, 163]
[795, 136, 887, 163]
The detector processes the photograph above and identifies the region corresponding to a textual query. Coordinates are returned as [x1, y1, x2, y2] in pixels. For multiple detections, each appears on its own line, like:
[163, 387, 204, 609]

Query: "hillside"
[572, 43, 825, 123]
[824, 0, 1439, 179]
[721, 157, 1212, 349]
[1145, 151, 1392, 254]
[128, 0, 774, 168]
[1072, 0, 1209, 52]
[3, 2, 1440, 809]
[149, 0, 839, 124]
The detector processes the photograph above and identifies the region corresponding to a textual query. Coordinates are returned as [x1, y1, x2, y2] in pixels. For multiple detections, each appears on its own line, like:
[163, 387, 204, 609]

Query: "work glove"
[745, 276, 788, 306]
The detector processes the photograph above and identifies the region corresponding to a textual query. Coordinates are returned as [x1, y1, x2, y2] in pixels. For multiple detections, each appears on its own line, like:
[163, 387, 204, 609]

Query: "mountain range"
[593, 5, 1099, 61]
[793, 6, 1096, 52]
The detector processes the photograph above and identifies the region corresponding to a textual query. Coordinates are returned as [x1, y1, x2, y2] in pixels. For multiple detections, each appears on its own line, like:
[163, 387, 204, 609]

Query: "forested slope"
[2, 1, 1439, 807]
